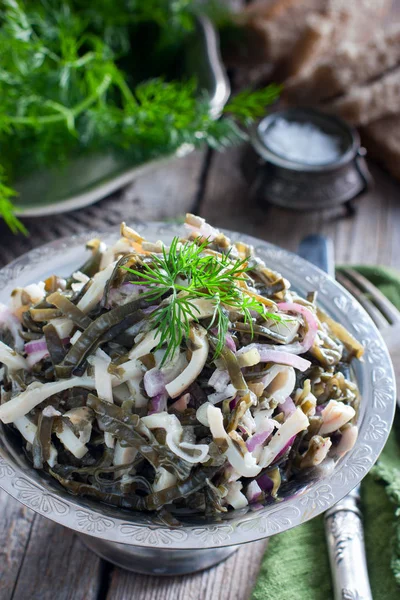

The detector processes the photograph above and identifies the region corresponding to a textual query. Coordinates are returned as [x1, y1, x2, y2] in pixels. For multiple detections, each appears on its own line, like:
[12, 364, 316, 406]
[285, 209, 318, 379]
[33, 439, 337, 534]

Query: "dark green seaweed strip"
[144, 467, 219, 511]
[30, 308, 63, 322]
[55, 299, 147, 377]
[43, 323, 67, 365]
[87, 395, 193, 480]
[50, 469, 146, 510]
[102, 253, 140, 308]
[47, 292, 93, 329]
[231, 322, 287, 343]
[208, 334, 247, 391]
[32, 413, 54, 469]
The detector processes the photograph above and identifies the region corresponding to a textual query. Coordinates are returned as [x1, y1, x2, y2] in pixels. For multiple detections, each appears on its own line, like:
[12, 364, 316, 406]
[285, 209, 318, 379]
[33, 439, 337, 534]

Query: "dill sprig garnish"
[122, 237, 283, 362]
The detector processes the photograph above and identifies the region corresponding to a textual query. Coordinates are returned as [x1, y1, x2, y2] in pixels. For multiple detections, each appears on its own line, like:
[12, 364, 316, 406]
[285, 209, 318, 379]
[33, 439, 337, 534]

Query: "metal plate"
[0, 222, 396, 549]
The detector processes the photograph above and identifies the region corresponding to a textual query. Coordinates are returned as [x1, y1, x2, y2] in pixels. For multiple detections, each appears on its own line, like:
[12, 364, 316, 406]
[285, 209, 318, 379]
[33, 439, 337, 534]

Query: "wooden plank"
[0, 150, 206, 268]
[106, 540, 268, 600]
[199, 145, 400, 269]
[9, 506, 103, 600]
[0, 491, 35, 600]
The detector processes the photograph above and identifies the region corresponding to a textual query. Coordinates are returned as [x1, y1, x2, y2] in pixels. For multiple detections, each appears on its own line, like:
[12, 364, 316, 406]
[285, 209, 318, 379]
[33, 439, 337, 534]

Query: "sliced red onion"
[229, 396, 238, 410]
[208, 368, 230, 392]
[209, 328, 236, 353]
[225, 333, 236, 353]
[142, 305, 158, 315]
[277, 302, 318, 353]
[274, 434, 296, 462]
[26, 348, 49, 367]
[315, 402, 327, 415]
[246, 427, 274, 453]
[149, 392, 167, 414]
[170, 393, 190, 412]
[249, 502, 264, 512]
[279, 396, 296, 418]
[238, 344, 311, 371]
[144, 368, 166, 398]
[25, 336, 70, 355]
[24, 338, 48, 354]
[256, 474, 274, 493]
[208, 384, 236, 405]
[246, 480, 263, 503]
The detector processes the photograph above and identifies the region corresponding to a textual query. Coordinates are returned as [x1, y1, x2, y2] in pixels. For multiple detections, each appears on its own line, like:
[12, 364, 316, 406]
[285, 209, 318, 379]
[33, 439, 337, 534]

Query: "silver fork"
[337, 267, 400, 401]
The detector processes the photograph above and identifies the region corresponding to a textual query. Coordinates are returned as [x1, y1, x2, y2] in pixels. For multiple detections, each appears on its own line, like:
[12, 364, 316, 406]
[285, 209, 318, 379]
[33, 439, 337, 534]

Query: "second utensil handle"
[324, 485, 372, 600]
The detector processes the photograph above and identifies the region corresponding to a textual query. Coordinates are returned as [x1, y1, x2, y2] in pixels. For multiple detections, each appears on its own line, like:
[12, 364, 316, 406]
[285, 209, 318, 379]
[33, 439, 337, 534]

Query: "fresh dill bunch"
[122, 237, 283, 362]
[0, 1, 280, 233]
[224, 84, 283, 126]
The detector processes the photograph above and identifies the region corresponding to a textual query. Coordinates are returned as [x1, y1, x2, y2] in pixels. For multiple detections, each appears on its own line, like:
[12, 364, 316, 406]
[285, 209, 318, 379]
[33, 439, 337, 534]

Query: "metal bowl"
[0, 222, 396, 575]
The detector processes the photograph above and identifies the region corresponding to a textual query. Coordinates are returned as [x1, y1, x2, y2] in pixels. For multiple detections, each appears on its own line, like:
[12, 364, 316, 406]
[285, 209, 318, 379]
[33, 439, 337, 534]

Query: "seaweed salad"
[0, 216, 363, 516]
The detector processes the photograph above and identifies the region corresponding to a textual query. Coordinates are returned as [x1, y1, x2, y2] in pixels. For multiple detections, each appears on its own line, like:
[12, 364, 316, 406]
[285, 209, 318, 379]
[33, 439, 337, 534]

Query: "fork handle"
[324, 486, 372, 600]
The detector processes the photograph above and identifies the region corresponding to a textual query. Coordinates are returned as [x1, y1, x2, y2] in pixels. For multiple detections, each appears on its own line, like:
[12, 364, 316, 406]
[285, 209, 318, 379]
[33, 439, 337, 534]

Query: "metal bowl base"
[77, 533, 239, 575]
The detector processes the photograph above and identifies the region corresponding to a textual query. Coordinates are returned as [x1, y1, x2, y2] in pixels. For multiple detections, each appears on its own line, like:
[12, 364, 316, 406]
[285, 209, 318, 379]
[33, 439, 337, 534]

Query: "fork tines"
[336, 268, 400, 330]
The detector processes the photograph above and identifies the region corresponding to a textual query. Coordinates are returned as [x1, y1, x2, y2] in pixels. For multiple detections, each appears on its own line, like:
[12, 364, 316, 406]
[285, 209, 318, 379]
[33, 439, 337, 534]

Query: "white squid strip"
[63, 407, 93, 445]
[0, 341, 28, 372]
[165, 326, 209, 398]
[77, 261, 116, 313]
[207, 405, 261, 478]
[153, 467, 177, 492]
[56, 423, 88, 459]
[319, 400, 356, 435]
[258, 408, 309, 469]
[0, 377, 95, 424]
[114, 440, 138, 466]
[129, 330, 162, 360]
[225, 481, 248, 509]
[262, 365, 296, 405]
[142, 412, 209, 464]
[49, 317, 74, 339]
[111, 358, 143, 384]
[110, 359, 147, 408]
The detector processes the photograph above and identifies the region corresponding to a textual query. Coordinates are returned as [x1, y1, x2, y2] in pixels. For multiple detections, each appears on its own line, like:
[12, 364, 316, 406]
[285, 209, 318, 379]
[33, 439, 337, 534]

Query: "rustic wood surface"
[0, 141, 399, 600]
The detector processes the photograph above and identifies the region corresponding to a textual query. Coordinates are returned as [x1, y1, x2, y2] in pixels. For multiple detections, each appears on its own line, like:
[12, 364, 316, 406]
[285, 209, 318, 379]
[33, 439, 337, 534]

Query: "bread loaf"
[327, 0, 392, 44]
[239, 0, 328, 64]
[239, 0, 392, 69]
[286, 23, 400, 104]
[324, 66, 400, 125]
[286, 13, 335, 78]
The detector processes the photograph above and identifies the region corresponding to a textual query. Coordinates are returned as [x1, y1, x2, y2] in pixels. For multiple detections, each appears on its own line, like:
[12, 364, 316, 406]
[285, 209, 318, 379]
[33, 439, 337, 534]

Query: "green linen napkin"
[252, 266, 400, 600]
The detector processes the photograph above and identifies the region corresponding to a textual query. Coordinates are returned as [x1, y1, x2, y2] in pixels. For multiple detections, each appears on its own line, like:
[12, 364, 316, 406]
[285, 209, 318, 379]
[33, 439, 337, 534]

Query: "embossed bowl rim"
[0, 222, 396, 549]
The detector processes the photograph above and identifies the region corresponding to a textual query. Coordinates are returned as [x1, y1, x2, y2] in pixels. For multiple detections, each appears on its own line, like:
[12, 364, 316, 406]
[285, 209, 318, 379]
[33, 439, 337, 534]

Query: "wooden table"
[1, 143, 399, 600]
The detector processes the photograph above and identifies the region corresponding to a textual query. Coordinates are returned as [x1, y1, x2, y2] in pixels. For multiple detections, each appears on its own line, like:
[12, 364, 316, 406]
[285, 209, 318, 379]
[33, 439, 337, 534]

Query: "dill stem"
[5, 75, 112, 128]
